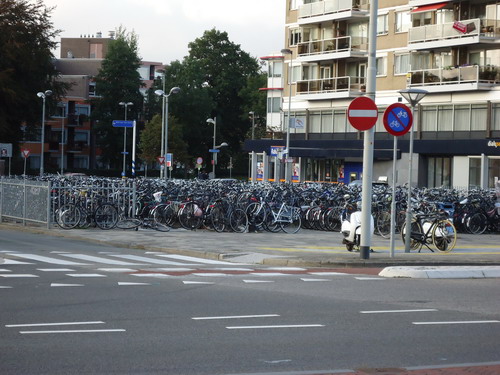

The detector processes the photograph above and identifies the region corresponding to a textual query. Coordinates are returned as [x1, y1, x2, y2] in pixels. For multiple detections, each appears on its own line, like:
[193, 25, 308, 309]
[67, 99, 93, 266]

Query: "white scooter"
[341, 199, 374, 252]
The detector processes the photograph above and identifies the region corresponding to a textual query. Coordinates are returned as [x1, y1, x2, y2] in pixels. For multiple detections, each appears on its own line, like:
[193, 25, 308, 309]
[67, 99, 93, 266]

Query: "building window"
[310, 111, 321, 133]
[427, 157, 452, 188]
[290, 28, 302, 46]
[394, 53, 410, 75]
[437, 105, 453, 131]
[471, 104, 487, 131]
[376, 56, 387, 76]
[268, 61, 283, 78]
[377, 14, 389, 35]
[267, 97, 281, 114]
[489, 159, 500, 188]
[493, 103, 500, 130]
[321, 110, 333, 133]
[454, 105, 470, 131]
[395, 11, 411, 33]
[469, 158, 481, 188]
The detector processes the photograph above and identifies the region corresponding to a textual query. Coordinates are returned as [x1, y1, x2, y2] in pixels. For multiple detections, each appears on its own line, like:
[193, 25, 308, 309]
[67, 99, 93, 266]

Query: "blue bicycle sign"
[383, 103, 413, 136]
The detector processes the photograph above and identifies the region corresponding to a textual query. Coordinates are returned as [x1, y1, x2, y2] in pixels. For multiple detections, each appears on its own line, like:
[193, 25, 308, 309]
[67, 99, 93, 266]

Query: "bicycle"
[401, 212, 457, 252]
[265, 201, 302, 234]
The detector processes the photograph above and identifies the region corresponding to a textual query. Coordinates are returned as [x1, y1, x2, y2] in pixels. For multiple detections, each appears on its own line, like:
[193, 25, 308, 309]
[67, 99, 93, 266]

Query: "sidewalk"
[1, 222, 500, 278]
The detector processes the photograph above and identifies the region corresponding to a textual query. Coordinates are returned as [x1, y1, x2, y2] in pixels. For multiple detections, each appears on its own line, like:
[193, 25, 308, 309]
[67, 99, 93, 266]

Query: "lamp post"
[206, 117, 218, 178]
[281, 48, 293, 183]
[119, 101, 133, 178]
[155, 87, 181, 180]
[37, 90, 52, 176]
[399, 88, 428, 252]
[249, 111, 255, 140]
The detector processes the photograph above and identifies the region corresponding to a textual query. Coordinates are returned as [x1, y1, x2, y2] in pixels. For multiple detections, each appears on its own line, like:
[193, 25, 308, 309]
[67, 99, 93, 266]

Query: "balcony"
[409, 19, 500, 50]
[298, 0, 368, 24]
[296, 76, 365, 100]
[297, 36, 368, 62]
[408, 65, 499, 92]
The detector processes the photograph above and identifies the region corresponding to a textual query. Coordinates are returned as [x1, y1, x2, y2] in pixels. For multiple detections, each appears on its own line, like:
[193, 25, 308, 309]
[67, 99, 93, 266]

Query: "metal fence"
[0, 177, 137, 228]
[0, 178, 51, 227]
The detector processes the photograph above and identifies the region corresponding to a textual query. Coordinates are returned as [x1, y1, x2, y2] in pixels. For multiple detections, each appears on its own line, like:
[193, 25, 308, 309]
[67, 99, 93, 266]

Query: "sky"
[42, 0, 286, 64]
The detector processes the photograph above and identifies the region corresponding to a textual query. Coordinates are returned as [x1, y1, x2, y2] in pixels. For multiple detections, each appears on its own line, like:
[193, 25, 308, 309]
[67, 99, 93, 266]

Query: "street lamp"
[155, 87, 181, 179]
[399, 88, 428, 253]
[249, 111, 256, 140]
[281, 48, 293, 182]
[37, 90, 52, 176]
[119, 101, 133, 178]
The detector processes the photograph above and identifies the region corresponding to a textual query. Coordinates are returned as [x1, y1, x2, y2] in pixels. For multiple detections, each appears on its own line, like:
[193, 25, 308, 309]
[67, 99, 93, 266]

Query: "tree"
[91, 27, 143, 170]
[0, 0, 64, 154]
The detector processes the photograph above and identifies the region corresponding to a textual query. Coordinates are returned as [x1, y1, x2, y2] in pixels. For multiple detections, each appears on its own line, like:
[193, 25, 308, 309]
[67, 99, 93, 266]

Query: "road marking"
[192, 273, 228, 277]
[155, 254, 239, 265]
[251, 273, 288, 277]
[0, 286, 13, 289]
[131, 273, 171, 278]
[309, 272, 348, 276]
[0, 274, 39, 278]
[19, 329, 126, 334]
[51, 283, 84, 287]
[0, 269, 12, 272]
[226, 324, 325, 330]
[182, 281, 214, 285]
[98, 268, 138, 273]
[37, 268, 75, 272]
[66, 274, 106, 278]
[1, 259, 32, 265]
[412, 320, 500, 325]
[111, 254, 198, 265]
[243, 280, 275, 283]
[117, 282, 151, 286]
[361, 309, 438, 314]
[61, 254, 145, 265]
[192, 314, 280, 320]
[300, 278, 330, 282]
[6, 321, 105, 328]
[6, 253, 87, 265]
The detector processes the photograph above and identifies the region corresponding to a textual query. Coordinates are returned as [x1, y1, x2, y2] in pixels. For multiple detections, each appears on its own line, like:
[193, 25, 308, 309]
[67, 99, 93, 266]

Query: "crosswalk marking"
[51, 283, 84, 287]
[110, 254, 201, 265]
[38, 268, 75, 272]
[117, 282, 151, 286]
[0, 274, 39, 278]
[155, 254, 242, 265]
[0, 269, 12, 272]
[1, 259, 32, 265]
[6, 253, 87, 265]
[61, 254, 145, 265]
[66, 274, 106, 278]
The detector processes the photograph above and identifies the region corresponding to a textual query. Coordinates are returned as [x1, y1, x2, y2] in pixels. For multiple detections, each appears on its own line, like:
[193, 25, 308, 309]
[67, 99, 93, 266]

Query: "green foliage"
[91, 27, 144, 169]
[0, 0, 64, 151]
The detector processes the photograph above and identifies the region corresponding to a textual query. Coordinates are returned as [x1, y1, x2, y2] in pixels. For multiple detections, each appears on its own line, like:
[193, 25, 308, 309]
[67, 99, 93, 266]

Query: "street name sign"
[347, 96, 378, 131]
[112, 120, 135, 128]
[209, 149, 220, 153]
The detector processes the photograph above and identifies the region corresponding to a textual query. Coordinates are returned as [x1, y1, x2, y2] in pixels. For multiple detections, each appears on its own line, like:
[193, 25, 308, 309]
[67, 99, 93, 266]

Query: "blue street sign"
[383, 103, 413, 136]
[112, 120, 135, 128]
[209, 149, 220, 153]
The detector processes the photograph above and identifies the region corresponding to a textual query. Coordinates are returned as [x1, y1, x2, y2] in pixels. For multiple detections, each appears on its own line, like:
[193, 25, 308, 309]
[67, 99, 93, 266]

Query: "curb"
[379, 266, 500, 278]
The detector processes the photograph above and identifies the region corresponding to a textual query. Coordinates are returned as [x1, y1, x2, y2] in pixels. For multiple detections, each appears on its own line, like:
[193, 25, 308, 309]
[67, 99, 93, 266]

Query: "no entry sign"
[348, 96, 378, 131]
[383, 103, 413, 136]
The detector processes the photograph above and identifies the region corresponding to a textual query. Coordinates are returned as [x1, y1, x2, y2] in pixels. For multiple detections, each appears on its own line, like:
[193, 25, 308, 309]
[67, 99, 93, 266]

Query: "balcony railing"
[297, 76, 365, 95]
[297, 36, 368, 57]
[409, 18, 500, 44]
[298, 0, 368, 19]
[409, 65, 499, 87]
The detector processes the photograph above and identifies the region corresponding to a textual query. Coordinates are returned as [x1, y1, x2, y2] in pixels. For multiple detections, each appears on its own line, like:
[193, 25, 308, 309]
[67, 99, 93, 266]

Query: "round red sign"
[347, 97, 378, 131]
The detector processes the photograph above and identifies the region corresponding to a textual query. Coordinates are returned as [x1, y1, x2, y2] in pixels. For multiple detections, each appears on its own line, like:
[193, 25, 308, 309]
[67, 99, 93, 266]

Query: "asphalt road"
[1, 230, 499, 375]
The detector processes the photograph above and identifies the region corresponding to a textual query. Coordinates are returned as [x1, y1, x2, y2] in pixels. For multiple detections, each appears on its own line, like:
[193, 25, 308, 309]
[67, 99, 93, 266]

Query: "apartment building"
[21, 33, 162, 172]
[247, 0, 500, 188]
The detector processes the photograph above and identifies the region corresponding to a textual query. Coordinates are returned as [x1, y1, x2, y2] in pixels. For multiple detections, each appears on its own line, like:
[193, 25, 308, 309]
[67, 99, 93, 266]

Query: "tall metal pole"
[165, 95, 170, 180]
[122, 106, 127, 178]
[282, 50, 293, 182]
[390, 136, 398, 257]
[212, 118, 216, 178]
[40, 95, 46, 176]
[404, 104, 416, 252]
[61, 107, 64, 175]
[160, 78, 166, 178]
[359, 0, 379, 260]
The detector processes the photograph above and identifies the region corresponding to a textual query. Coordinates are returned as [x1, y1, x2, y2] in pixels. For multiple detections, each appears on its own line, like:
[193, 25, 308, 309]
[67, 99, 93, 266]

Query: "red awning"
[411, 2, 448, 13]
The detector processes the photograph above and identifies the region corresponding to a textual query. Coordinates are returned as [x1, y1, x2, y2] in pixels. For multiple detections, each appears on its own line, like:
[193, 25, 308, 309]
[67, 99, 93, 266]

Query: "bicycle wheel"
[465, 212, 487, 235]
[56, 204, 81, 229]
[280, 207, 302, 234]
[323, 206, 342, 231]
[229, 208, 248, 233]
[151, 204, 171, 232]
[245, 202, 266, 228]
[178, 202, 203, 230]
[210, 205, 226, 232]
[401, 220, 423, 251]
[94, 203, 118, 230]
[432, 219, 457, 252]
[375, 211, 391, 238]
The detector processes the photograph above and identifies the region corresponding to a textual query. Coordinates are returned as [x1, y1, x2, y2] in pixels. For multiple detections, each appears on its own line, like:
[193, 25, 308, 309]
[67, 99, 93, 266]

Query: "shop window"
[489, 159, 500, 188]
[469, 158, 481, 188]
[427, 157, 452, 187]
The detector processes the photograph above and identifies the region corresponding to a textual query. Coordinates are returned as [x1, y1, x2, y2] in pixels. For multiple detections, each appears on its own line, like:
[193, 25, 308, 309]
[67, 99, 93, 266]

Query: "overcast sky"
[43, 0, 286, 63]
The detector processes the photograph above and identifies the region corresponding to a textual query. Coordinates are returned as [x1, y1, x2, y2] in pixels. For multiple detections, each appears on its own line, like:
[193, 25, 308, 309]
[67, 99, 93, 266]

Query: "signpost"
[347, 96, 379, 131]
[157, 156, 165, 165]
[383, 103, 413, 258]
[21, 149, 30, 176]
